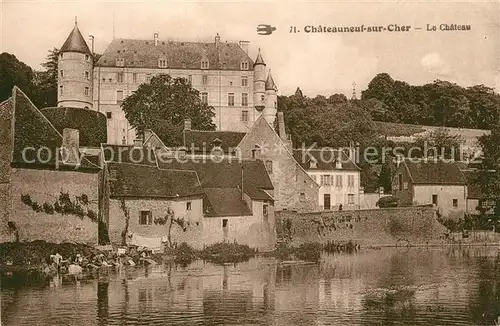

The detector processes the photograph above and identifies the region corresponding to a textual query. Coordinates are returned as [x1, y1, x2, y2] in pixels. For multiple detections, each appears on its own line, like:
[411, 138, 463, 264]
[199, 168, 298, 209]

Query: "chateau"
[57, 22, 278, 145]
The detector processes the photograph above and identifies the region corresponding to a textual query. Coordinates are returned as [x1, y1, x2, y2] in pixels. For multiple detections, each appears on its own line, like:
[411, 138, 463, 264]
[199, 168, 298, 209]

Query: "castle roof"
[292, 149, 361, 171]
[183, 129, 246, 154]
[60, 23, 92, 55]
[253, 49, 265, 66]
[265, 71, 277, 91]
[96, 38, 254, 71]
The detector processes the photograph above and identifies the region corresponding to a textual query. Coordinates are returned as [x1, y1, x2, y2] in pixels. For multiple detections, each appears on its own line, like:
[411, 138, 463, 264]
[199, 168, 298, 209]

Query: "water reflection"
[2, 247, 500, 325]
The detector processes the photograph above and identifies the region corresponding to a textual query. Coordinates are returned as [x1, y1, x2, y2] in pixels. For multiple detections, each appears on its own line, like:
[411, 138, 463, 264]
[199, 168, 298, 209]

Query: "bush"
[199, 242, 256, 265]
[376, 196, 399, 208]
[173, 242, 197, 266]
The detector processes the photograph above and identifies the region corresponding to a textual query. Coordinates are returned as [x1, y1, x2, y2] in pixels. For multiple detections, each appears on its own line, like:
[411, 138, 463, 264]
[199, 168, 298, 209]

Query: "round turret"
[57, 22, 93, 109]
[253, 49, 266, 111]
[264, 71, 277, 125]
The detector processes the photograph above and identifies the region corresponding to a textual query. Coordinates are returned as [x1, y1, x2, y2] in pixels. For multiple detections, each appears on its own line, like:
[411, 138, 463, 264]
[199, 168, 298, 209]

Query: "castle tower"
[57, 21, 93, 109]
[264, 70, 277, 125]
[253, 49, 266, 112]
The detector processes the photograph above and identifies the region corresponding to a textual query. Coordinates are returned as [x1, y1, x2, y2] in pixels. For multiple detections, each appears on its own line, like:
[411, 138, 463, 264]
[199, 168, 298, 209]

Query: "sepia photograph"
[0, 0, 500, 325]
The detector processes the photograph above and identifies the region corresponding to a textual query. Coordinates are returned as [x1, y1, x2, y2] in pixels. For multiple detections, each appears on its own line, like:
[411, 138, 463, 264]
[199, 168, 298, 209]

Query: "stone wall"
[3, 168, 99, 245]
[276, 207, 448, 246]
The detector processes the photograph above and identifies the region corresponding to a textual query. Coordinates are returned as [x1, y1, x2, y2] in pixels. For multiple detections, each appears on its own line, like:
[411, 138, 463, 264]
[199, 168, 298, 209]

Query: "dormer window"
[240, 61, 249, 70]
[158, 59, 167, 68]
[310, 159, 317, 169]
[201, 59, 209, 69]
[116, 58, 125, 67]
[212, 138, 222, 148]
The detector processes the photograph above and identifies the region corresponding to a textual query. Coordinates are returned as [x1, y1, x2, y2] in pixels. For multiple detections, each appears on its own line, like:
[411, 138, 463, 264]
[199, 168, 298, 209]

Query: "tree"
[0, 52, 36, 103]
[475, 125, 500, 223]
[327, 93, 348, 105]
[121, 74, 216, 146]
[33, 48, 60, 108]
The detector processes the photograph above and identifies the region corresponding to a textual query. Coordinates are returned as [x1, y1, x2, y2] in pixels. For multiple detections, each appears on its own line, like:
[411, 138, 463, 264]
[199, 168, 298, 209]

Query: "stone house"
[392, 158, 467, 219]
[237, 113, 319, 212]
[293, 148, 361, 211]
[0, 87, 101, 244]
[104, 161, 205, 251]
[156, 158, 276, 251]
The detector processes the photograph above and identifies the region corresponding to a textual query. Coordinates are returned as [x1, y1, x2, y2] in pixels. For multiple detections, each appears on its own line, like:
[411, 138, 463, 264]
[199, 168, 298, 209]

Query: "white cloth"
[130, 234, 162, 250]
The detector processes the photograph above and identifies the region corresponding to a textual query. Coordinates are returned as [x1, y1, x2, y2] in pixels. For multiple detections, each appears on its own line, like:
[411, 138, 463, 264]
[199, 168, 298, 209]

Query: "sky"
[1, 0, 499, 97]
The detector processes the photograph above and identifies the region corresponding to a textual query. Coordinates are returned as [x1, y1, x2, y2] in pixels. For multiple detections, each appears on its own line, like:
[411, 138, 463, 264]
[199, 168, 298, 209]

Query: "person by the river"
[52, 253, 63, 271]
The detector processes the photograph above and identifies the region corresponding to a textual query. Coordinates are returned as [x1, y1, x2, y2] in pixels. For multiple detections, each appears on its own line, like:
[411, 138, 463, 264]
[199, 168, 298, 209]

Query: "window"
[241, 110, 249, 122]
[60, 53, 64, 59]
[261, 95, 265, 103]
[60, 70, 64, 78]
[116, 90, 124, 104]
[348, 175, 354, 187]
[109, 169, 117, 180]
[242, 93, 248, 107]
[432, 194, 438, 205]
[116, 58, 125, 67]
[188, 75, 192, 84]
[84, 87, 89, 96]
[453, 199, 458, 207]
[321, 175, 332, 186]
[186, 202, 192, 211]
[403, 182, 408, 190]
[241, 61, 249, 70]
[59, 85, 63, 95]
[201, 60, 209, 69]
[263, 204, 269, 219]
[228, 93, 235, 106]
[335, 175, 343, 187]
[310, 159, 317, 169]
[146, 74, 152, 83]
[85, 54, 90, 61]
[158, 59, 167, 68]
[202, 75, 208, 85]
[117, 72, 124, 83]
[241, 76, 248, 87]
[201, 92, 208, 104]
[132, 73, 137, 83]
[222, 219, 228, 228]
[106, 112, 112, 119]
[122, 136, 126, 145]
[139, 211, 152, 225]
[300, 193, 306, 202]
[348, 194, 355, 205]
[265, 160, 273, 174]
[84, 71, 90, 80]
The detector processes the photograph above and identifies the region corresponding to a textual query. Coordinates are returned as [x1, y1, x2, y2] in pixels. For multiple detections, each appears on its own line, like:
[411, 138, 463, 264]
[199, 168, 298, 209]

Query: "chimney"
[277, 112, 287, 142]
[61, 128, 80, 165]
[215, 33, 220, 49]
[154, 33, 159, 46]
[184, 119, 192, 131]
[238, 41, 249, 54]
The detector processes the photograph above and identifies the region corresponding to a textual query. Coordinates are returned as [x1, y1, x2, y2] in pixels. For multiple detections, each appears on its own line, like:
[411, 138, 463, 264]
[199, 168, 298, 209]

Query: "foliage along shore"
[0, 240, 363, 275]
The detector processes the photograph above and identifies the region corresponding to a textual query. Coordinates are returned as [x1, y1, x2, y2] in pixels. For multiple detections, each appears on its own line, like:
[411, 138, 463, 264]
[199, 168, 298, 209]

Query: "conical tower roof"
[265, 71, 277, 91]
[60, 23, 92, 55]
[253, 48, 266, 67]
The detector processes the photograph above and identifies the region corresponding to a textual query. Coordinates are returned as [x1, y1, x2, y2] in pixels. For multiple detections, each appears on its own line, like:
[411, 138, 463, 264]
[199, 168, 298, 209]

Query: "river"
[1, 246, 500, 325]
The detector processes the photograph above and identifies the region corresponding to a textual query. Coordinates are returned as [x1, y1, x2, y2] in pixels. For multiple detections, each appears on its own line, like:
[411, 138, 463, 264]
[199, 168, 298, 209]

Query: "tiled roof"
[102, 144, 157, 166]
[96, 38, 253, 71]
[156, 158, 273, 200]
[10, 87, 98, 170]
[265, 72, 277, 91]
[254, 49, 265, 66]
[107, 162, 203, 198]
[203, 188, 252, 217]
[60, 24, 92, 55]
[183, 130, 246, 154]
[292, 149, 360, 171]
[404, 159, 466, 185]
